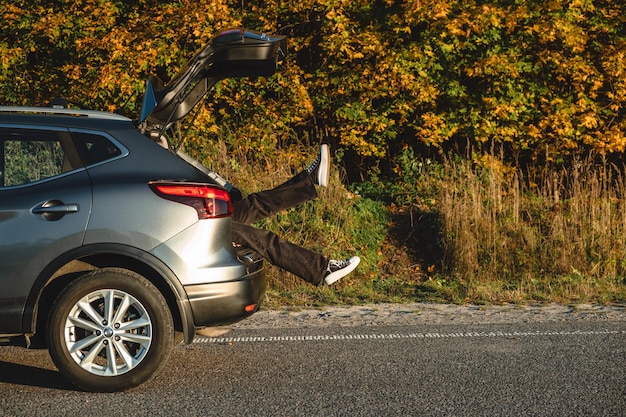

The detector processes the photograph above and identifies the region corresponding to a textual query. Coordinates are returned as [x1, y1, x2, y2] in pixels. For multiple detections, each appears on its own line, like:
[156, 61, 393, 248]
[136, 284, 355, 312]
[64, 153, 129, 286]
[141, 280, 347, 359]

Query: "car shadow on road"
[0, 360, 76, 391]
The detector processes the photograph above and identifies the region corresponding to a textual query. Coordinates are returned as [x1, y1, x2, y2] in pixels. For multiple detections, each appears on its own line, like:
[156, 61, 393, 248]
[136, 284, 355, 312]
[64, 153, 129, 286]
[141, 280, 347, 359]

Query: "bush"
[2, 1, 625, 176]
[2, 1, 625, 305]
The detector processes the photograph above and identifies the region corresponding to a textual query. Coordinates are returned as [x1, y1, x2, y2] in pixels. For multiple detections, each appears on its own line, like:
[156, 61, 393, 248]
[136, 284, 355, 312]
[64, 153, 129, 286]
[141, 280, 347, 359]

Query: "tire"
[47, 268, 174, 392]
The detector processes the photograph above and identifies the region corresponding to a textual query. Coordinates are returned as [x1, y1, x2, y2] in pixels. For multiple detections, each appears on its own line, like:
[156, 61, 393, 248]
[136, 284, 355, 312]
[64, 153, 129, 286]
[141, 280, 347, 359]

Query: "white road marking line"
[193, 329, 626, 344]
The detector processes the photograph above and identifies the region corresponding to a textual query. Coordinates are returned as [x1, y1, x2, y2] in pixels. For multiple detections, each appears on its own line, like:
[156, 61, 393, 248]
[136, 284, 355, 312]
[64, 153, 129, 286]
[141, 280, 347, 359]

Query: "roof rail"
[0, 106, 131, 121]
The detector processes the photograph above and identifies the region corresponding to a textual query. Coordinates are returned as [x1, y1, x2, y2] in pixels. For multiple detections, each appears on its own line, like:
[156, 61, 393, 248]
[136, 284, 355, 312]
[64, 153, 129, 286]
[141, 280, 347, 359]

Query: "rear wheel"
[47, 268, 174, 392]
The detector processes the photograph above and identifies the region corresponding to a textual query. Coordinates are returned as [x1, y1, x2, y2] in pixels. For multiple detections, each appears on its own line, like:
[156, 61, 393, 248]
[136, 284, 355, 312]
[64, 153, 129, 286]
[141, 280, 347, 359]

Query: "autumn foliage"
[1, 0, 625, 176]
[2, 1, 626, 304]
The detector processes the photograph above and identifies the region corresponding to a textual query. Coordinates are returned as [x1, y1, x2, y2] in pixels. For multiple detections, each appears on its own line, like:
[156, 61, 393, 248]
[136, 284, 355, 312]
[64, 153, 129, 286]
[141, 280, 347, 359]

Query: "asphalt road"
[0, 305, 624, 417]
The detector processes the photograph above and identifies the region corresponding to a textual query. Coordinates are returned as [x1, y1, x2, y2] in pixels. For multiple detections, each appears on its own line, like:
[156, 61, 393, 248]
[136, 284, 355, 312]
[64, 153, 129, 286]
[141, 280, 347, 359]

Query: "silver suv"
[0, 29, 285, 392]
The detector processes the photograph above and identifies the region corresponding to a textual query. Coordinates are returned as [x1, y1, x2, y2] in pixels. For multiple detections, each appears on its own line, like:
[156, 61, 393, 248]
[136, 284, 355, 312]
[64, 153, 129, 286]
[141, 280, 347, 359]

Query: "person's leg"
[230, 145, 359, 285]
[233, 170, 317, 225]
[232, 222, 361, 286]
[232, 144, 331, 225]
[232, 221, 328, 285]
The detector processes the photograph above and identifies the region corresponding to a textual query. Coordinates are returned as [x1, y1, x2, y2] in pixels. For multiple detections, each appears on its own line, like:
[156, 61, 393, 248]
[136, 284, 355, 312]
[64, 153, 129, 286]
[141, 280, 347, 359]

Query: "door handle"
[32, 200, 79, 221]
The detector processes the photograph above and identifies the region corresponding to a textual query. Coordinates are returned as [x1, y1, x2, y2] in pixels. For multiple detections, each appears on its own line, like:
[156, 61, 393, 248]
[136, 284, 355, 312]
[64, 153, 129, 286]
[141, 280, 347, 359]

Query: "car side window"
[73, 132, 122, 166]
[0, 128, 73, 188]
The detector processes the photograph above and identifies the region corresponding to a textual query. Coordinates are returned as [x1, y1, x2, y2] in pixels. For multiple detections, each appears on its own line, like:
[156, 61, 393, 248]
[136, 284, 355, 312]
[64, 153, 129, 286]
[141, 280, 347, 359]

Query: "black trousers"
[231, 171, 328, 285]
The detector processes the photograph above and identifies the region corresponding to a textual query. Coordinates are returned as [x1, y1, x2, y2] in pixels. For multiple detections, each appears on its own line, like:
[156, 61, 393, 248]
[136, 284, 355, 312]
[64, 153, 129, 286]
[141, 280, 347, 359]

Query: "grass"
[436, 155, 626, 304]
[185, 138, 626, 308]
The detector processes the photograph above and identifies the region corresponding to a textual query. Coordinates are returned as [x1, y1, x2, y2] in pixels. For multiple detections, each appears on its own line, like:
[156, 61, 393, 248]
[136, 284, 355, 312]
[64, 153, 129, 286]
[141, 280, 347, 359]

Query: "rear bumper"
[185, 250, 265, 327]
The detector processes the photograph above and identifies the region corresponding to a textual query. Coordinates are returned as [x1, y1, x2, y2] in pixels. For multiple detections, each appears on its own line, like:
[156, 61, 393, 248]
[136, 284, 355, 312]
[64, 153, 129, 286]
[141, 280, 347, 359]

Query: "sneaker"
[305, 144, 330, 187]
[323, 256, 360, 285]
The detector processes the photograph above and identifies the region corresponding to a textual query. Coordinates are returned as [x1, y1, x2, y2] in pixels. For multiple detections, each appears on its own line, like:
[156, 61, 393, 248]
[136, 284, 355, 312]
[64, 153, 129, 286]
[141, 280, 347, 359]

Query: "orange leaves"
[599, 127, 626, 154]
[402, 0, 451, 25]
[1, 3, 25, 23]
[2, 0, 626, 171]
[3, 0, 241, 110]
[416, 112, 458, 147]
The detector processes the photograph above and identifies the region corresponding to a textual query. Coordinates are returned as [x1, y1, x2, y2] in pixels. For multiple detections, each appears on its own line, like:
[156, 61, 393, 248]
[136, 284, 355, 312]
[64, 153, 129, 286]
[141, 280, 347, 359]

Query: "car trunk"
[139, 28, 286, 131]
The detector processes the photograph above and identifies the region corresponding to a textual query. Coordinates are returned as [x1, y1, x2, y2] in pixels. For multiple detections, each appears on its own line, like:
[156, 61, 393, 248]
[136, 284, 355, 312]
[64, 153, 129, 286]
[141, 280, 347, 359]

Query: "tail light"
[150, 182, 233, 219]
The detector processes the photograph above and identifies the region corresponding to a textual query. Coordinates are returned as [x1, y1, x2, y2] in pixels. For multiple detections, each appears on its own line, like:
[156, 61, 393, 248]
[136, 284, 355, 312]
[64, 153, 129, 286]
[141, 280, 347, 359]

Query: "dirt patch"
[226, 302, 626, 330]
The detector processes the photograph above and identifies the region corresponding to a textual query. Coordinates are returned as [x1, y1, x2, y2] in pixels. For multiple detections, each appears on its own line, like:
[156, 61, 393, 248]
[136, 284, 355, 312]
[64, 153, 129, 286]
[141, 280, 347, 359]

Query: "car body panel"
[19, 242, 201, 343]
[150, 217, 243, 284]
[0, 127, 92, 334]
[0, 110, 265, 342]
[80, 127, 204, 249]
[185, 269, 264, 326]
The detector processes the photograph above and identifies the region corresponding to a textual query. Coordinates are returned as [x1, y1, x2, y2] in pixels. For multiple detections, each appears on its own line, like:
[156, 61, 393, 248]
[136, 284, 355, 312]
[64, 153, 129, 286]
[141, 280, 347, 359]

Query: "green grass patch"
[185, 140, 626, 307]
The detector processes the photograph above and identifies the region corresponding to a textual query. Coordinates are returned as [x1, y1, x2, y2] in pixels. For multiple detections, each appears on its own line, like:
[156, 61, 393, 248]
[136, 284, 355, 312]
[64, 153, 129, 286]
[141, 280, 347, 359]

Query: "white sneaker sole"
[317, 144, 330, 187]
[324, 256, 360, 285]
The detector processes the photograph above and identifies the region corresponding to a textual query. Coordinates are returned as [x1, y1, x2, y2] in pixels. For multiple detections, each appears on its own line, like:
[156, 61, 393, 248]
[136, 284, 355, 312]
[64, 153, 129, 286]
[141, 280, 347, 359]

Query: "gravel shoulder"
[227, 303, 626, 330]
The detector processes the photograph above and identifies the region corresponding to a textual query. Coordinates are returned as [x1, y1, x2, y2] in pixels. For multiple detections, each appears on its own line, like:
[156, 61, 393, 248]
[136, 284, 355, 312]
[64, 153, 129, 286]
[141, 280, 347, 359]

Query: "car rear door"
[139, 28, 286, 130]
[0, 126, 92, 334]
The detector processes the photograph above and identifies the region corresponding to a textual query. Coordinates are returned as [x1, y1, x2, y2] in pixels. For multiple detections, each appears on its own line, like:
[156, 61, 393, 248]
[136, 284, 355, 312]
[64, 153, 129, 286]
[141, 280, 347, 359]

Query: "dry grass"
[185, 138, 391, 307]
[437, 155, 626, 304]
[185, 137, 625, 306]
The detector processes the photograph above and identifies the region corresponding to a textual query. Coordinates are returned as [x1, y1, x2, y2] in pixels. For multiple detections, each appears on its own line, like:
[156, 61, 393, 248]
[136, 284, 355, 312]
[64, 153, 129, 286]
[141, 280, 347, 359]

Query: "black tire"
[47, 268, 174, 392]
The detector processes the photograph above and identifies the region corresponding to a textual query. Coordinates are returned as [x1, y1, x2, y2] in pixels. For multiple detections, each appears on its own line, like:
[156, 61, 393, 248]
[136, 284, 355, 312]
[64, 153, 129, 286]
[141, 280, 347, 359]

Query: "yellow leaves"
[445, 19, 470, 38]
[61, 64, 82, 81]
[32, 12, 66, 43]
[602, 49, 625, 78]
[522, 124, 543, 150]
[558, 22, 588, 54]
[473, 154, 516, 181]
[417, 112, 458, 147]
[2, 0, 625, 167]
[466, 51, 522, 78]
[341, 128, 384, 158]
[206, 124, 220, 135]
[580, 113, 598, 129]
[339, 43, 364, 60]
[480, 4, 505, 28]
[430, 2, 452, 20]
[601, 127, 626, 153]
[492, 102, 518, 119]
[401, 0, 451, 27]
[569, 0, 595, 12]
[2, 3, 26, 23]
[577, 124, 626, 154]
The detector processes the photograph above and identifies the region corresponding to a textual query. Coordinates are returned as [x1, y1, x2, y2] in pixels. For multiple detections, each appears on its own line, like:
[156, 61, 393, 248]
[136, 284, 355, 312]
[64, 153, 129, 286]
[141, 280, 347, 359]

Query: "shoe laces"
[328, 259, 350, 271]
[306, 154, 321, 174]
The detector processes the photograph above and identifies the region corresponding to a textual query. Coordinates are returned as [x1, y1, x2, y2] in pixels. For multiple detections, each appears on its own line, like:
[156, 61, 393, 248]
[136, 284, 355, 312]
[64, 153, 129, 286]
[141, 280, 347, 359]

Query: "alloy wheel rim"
[63, 288, 153, 376]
